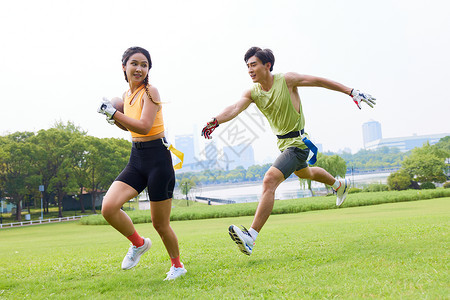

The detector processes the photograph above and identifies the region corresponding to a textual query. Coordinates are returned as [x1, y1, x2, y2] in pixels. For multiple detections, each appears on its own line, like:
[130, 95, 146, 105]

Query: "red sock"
[170, 256, 183, 268]
[126, 231, 144, 247]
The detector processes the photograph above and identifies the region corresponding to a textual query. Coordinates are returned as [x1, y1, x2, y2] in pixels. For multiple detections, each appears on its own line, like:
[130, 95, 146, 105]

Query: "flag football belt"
[132, 138, 184, 170]
[276, 129, 318, 165]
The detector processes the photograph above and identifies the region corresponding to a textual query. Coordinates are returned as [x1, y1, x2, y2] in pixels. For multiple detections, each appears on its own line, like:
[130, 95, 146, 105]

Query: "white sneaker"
[335, 179, 350, 206]
[164, 264, 187, 281]
[228, 225, 255, 256]
[121, 237, 152, 270]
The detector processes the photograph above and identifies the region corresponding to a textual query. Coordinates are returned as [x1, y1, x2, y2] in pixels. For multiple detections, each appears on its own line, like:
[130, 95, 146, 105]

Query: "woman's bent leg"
[150, 198, 180, 259]
[101, 181, 139, 237]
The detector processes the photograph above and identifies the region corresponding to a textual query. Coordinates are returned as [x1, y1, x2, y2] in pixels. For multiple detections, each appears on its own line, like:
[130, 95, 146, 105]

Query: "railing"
[0, 215, 90, 229]
[195, 196, 235, 204]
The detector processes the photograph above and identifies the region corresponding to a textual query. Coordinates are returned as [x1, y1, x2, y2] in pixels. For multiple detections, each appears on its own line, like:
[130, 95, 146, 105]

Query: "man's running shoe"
[121, 237, 152, 270]
[335, 178, 350, 206]
[228, 225, 255, 256]
[164, 264, 187, 281]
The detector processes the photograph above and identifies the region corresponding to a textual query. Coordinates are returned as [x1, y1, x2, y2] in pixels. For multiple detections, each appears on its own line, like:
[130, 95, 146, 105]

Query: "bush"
[444, 181, 450, 189]
[388, 170, 412, 191]
[420, 182, 436, 189]
[348, 187, 362, 194]
[364, 183, 389, 192]
[80, 189, 450, 225]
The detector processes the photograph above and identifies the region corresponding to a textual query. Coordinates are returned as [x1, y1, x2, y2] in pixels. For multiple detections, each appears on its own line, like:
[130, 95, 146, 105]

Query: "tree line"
[329, 146, 409, 173]
[177, 137, 450, 193]
[387, 136, 450, 190]
[2, 120, 448, 221]
[0, 121, 130, 221]
[176, 148, 399, 187]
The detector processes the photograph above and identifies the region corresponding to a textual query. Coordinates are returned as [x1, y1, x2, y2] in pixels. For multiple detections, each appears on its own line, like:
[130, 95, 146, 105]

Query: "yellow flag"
[168, 144, 184, 170]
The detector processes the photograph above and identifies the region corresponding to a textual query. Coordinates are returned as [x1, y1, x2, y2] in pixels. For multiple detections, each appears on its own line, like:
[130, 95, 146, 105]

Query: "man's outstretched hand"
[201, 118, 219, 139]
[350, 89, 376, 109]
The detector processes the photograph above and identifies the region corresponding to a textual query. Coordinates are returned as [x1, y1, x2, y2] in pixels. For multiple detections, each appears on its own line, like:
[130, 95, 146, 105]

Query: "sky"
[1, 0, 449, 164]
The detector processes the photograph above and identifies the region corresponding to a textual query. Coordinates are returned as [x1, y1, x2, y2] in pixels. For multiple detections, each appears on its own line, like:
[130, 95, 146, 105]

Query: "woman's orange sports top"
[124, 85, 164, 138]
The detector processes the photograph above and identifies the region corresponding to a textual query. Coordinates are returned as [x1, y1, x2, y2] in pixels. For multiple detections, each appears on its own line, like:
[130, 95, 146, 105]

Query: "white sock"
[248, 228, 259, 241]
[332, 180, 341, 190]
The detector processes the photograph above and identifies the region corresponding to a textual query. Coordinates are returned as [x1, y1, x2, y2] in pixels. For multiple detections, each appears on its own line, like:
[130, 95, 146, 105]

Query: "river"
[174, 172, 391, 203]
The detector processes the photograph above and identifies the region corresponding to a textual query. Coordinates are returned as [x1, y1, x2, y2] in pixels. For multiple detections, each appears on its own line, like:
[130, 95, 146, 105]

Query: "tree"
[85, 137, 130, 212]
[0, 124, 133, 218]
[67, 135, 90, 213]
[84, 136, 106, 213]
[50, 157, 77, 217]
[298, 178, 314, 196]
[0, 133, 39, 221]
[31, 129, 64, 214]
[434, 136, 450, 155]
[31, 122, 85, 216]
[180, 178, 196, 204]
[402, 143, 447, 184]
[387, 170, 412, 191]
[314, 153, 347, 191]
[434, 136, 450, 177]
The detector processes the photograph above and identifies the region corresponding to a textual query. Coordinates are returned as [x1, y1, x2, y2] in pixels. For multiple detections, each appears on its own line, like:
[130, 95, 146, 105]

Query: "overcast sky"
[1, 0, 449, 163]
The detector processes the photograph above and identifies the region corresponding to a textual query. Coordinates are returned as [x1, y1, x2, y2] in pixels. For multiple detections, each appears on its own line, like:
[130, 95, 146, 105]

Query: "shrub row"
[80, 188, 450, 225]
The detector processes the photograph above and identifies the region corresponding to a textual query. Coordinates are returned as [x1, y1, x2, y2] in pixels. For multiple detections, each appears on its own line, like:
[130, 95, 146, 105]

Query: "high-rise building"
[222, 144, 255, 171]
[175, 134, 195, 165]
[362, 119, 382, 148]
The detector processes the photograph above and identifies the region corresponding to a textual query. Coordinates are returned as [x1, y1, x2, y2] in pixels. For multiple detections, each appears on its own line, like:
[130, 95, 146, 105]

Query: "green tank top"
[251, 73, 308, 151]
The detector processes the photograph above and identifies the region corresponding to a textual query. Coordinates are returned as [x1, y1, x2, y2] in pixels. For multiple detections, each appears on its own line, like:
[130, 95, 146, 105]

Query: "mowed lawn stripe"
[0, 198, 448, 299]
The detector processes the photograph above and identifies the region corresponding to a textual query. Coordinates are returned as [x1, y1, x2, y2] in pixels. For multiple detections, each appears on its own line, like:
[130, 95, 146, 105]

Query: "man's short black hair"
[244, 47, 275, 71]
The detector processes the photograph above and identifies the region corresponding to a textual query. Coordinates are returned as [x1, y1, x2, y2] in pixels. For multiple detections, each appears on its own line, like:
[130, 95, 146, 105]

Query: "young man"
[201, 47, 376, 256]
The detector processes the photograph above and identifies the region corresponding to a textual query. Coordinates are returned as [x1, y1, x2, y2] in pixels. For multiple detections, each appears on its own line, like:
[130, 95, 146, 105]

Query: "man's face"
[246, 56, 270, 83]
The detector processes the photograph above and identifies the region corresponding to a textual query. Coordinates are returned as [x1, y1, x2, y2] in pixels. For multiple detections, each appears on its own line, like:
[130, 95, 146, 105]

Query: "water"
[175, 172, 390, 203]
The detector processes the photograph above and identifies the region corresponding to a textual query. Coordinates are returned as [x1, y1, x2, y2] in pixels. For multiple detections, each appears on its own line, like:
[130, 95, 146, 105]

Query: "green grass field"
[1, 198, 449, 299]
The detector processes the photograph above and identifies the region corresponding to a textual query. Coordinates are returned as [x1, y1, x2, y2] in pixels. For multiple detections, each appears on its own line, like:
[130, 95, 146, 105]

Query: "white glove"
[350, 89, 376, 109]
[106, 117, 115, 125]
[97, 97, 117, 119]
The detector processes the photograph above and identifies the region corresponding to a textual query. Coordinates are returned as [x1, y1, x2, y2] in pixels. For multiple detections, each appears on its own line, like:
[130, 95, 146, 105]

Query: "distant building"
[365, 133, 449, 152]
[362, 120, 382, 148]
[316, 143, 323, 154]
[1, 199, 14, 213]
[175, 135, 195, 165]
[222, 144, 255, 170]
[337, 147, 352, 154]
[62, 192, 103, 211]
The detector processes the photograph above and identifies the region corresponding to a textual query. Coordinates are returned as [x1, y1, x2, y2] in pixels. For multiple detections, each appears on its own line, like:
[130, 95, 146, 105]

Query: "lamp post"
[352, 166, 355, 187]
[184, 182, 189, 207]
[39, 185, 44, 220]
[0, 190, 2, 224]
[446, 158, 450, 178]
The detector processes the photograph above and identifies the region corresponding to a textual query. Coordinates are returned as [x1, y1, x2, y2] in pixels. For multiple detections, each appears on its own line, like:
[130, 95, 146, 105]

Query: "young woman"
[97, 46, 186, 281]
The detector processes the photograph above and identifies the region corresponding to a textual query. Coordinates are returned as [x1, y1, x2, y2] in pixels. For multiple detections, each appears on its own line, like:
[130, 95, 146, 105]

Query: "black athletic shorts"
[115, 138, 175, 201]
[272, 147, 310, 179]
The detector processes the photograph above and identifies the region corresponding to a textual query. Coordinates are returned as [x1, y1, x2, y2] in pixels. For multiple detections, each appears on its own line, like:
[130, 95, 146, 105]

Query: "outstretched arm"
[215, 90, 253, 124]
[284, 72, 376, 109]
[201, 90, 253, 139]
[284, 72, 352, 95]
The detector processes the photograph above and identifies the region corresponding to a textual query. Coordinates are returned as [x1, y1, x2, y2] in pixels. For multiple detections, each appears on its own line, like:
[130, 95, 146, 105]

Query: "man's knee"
[262, 168, 284, 191]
